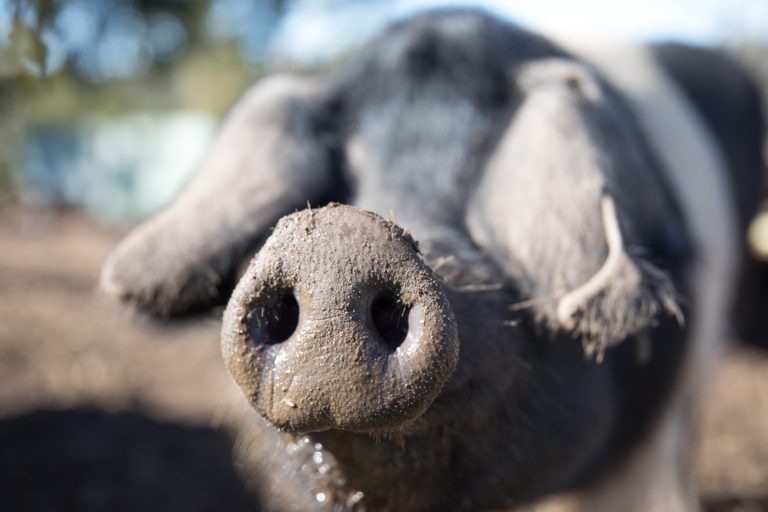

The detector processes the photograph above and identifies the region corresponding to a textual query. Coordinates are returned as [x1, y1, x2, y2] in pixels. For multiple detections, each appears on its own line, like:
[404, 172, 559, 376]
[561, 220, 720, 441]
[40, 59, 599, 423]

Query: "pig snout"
[221, 204, 459, 433]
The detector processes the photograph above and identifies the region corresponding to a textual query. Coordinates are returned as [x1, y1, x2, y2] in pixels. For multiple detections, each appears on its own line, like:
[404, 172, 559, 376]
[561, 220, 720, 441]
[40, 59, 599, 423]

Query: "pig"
[100, 9, 766, 512]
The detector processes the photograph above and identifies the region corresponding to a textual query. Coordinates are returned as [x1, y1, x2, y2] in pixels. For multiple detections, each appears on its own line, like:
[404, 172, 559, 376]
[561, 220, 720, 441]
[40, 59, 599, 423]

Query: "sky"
[269, 0, 768, 63]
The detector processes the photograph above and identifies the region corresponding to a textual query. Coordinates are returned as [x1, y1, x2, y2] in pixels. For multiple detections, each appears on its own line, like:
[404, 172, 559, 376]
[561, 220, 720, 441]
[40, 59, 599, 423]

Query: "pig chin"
[220, 204, 460, 434]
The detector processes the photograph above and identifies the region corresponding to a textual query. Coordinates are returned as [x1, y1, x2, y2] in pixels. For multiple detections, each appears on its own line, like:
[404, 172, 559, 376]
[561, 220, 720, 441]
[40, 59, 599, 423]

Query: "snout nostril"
[371, 293, 410, 350]
[246, 291, 299, 345]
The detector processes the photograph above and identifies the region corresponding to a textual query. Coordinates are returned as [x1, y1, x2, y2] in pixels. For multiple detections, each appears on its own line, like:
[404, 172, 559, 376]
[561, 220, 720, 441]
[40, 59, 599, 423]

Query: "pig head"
[100, 9, 713, 511]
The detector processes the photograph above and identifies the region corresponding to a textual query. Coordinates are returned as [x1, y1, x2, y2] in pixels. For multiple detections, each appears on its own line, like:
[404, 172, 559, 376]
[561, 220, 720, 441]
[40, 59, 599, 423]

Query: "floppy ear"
[466, 58, 681, 359]
[101, 75, 344, 317]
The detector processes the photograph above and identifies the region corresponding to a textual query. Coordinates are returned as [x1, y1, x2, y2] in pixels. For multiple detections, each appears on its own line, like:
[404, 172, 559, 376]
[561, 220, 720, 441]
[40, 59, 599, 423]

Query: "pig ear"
[466, 58, 681, 360]
[101, 75, 344, 317]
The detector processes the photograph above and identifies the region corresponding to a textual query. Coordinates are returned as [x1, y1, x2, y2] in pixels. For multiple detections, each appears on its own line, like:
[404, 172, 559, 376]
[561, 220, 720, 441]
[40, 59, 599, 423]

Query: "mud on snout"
[221, 204, 459, 433]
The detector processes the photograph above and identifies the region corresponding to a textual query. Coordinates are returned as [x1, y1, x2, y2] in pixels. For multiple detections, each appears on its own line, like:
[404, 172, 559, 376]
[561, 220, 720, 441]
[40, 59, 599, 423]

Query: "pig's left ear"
[101, 75, 345, 317]
[466, 58, 682, 359]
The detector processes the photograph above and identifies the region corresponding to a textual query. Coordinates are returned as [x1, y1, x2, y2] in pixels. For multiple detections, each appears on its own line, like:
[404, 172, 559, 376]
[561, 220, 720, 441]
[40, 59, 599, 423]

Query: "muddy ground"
[0, 207, 766, 512]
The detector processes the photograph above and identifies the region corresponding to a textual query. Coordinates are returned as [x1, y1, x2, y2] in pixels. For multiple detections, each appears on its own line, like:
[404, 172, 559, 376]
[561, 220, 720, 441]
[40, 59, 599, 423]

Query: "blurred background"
[0, 1, 767, 511]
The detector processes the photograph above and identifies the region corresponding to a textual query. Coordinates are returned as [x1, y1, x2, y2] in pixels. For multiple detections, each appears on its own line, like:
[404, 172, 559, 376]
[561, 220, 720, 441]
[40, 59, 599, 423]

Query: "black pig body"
[102, 9, 765, 512]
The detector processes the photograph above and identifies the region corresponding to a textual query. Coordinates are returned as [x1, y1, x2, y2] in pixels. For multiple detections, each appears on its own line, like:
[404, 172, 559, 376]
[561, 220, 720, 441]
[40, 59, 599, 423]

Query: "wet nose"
[221, 204, 458, 433]
[243, 282, 421, 352]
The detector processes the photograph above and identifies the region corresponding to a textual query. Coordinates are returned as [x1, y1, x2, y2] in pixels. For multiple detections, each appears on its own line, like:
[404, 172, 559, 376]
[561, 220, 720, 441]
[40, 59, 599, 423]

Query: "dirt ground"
[0, 207, 766, 512]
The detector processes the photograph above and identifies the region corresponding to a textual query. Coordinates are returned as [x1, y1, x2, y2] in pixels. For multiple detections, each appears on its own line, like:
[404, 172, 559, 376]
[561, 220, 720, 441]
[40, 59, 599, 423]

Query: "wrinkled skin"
[101, 9, 764, 512]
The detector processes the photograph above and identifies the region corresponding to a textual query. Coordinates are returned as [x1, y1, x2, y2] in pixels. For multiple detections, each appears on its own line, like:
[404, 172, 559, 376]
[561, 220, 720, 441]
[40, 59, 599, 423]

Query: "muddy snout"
[221, 204, 459, 433]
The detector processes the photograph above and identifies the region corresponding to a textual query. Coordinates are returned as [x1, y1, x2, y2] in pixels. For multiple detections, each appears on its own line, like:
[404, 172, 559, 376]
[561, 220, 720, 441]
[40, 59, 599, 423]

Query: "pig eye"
[371, 293, 410, 350]
[246, 292, 300, 345]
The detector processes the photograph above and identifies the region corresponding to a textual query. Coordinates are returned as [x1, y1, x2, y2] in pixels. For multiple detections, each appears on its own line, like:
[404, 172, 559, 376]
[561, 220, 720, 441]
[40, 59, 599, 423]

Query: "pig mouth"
[221, 205, 459, 434]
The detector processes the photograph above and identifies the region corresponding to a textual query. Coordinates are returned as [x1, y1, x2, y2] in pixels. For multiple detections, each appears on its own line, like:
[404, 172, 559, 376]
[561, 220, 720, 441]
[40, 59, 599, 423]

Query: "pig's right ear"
[101, 75, 344, 317]
[466, 58, 682, 360]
